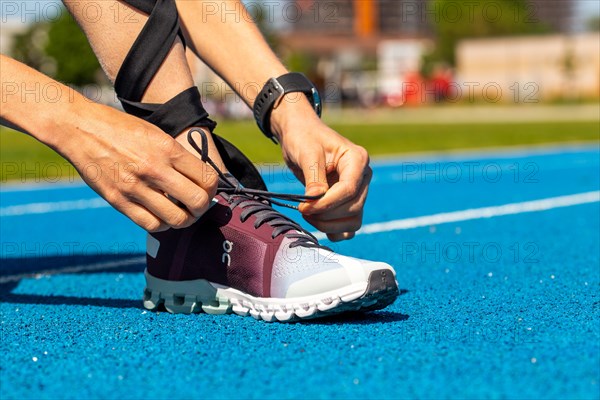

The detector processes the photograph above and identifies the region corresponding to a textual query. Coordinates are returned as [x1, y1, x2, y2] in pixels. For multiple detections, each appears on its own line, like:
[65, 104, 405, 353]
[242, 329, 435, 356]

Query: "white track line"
[0, 256, 145, 284]
[0, 198, 109, 217]
[314, 191, 600, 240]
[1, 192, 597, 282]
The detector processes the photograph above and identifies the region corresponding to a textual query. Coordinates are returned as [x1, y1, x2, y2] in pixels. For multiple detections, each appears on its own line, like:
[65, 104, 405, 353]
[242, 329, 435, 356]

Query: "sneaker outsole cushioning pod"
[142, 130, 399, 322]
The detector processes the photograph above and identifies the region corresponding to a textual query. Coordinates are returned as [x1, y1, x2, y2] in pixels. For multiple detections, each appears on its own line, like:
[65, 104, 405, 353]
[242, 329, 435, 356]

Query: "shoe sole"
[142, 269, 399, 322]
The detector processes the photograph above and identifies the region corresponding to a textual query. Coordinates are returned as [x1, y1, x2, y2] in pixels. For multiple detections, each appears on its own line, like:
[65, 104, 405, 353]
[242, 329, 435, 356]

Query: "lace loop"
[187, 129, 327, 249]
[188, 129, 324, 209]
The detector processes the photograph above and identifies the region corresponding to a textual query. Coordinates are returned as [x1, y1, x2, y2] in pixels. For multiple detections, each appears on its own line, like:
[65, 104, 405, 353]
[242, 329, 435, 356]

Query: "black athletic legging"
[115, 0, 267, 190]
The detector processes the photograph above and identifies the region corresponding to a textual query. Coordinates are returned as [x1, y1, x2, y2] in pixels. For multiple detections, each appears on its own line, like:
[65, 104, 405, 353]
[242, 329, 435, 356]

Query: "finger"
[297, 146, 330, 204]
[117, 201, 169, 233]
[130, 188, 197, 229]
[327, 232, 355, 242]
[303, 154, 371, 215]
[304, 214, 363, 235]
[304, 177, 370, 221]
[152, 171, 212, 218]
[170, 141, 219, 198]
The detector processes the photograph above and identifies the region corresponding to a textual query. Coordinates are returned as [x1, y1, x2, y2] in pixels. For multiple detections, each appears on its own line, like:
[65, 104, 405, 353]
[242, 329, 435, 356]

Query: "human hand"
[272, 99, 372, 242]
[56, 103, 218, 232]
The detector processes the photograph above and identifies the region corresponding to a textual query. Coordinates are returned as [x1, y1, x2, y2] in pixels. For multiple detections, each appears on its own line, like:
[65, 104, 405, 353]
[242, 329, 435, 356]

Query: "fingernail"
[299, 203, 311, 214]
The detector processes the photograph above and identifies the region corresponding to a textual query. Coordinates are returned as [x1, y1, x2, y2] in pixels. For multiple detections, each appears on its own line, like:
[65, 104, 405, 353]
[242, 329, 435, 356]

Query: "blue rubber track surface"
[1, 144, 599, 399]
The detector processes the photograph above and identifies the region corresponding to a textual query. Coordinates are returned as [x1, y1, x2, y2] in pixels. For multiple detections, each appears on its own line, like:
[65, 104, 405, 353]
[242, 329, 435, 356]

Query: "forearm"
[0, 54, 93, 149]
[176, 0, 285, 105]
[175, 0, 317, 139]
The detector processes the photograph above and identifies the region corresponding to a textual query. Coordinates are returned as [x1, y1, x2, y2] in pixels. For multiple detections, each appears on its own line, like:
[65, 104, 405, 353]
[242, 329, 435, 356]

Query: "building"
[456, 33, 600, 101]
[279, 0, 577, 53]
[273, 0, 588, 105]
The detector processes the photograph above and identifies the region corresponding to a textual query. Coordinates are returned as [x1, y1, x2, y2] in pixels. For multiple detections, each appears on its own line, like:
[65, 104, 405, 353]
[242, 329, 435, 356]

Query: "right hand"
[56, 103, 218, 232]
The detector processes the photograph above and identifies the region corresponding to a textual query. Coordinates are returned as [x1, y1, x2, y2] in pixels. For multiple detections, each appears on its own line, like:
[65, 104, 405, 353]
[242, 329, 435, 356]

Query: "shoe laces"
[187, 129, 326, 249]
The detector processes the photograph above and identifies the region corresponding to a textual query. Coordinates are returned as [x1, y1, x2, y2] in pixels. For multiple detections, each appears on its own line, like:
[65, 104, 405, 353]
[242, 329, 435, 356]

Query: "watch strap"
[253, 73, 321, 143]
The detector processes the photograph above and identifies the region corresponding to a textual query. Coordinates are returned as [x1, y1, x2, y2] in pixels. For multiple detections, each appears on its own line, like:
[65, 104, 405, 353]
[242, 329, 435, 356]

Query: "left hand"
[272, 99, 372, 242]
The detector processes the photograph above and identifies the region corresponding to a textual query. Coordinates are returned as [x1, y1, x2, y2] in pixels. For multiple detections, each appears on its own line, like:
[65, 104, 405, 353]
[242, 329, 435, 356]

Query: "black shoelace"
[188, 129, 326, 249]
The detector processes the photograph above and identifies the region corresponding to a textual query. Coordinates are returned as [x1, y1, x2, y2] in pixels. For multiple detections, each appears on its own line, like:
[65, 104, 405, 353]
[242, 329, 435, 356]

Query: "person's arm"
[0, 54, 217, 232]
[176, 0, 371, 241]
[175, 0, 312, 127]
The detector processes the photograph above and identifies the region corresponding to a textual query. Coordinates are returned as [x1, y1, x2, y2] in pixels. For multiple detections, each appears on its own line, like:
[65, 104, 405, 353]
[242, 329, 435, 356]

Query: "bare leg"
[63, 0, 226, 170]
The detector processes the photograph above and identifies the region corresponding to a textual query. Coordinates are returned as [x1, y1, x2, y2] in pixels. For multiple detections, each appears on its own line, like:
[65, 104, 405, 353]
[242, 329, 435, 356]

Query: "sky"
[579, 0, 600, 15]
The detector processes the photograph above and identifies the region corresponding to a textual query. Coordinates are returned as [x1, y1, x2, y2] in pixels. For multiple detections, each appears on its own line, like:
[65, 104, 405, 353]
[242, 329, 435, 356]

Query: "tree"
[10, 21, 51, 76]
[44, 13, 104, 86]
[10, 10, 104, 86]
[427, 0, 549, 66]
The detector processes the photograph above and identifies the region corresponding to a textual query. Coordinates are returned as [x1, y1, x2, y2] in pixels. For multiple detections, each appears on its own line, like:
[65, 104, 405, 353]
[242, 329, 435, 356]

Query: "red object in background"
[402, 72, 424, 106]
[382, 69, 454, 108]
[295, 0, 315, 10]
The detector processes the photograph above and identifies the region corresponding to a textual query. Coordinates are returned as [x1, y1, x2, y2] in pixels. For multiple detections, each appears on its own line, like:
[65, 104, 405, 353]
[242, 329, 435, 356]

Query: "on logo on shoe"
[222, 240, 234, 266]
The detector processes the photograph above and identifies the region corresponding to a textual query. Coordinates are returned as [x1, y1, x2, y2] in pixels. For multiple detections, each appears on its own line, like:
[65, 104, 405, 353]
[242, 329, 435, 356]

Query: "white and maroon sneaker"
[142, 130, 399, 322]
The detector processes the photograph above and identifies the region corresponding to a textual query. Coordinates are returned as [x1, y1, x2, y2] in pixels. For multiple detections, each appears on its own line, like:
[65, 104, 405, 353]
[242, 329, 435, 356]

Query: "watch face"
[311, 87, 322, 117]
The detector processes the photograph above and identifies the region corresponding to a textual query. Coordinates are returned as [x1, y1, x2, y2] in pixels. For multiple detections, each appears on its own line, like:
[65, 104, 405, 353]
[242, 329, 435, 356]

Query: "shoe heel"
[142, 270, 232, 315]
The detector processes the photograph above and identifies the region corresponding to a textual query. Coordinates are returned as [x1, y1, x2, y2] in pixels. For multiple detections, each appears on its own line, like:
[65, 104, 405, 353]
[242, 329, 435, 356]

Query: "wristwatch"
[253, 72, 322, 144]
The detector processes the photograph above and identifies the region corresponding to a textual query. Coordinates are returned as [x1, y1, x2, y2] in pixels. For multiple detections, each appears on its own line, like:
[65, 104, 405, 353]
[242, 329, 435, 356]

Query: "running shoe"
[142, 130, 399, 322]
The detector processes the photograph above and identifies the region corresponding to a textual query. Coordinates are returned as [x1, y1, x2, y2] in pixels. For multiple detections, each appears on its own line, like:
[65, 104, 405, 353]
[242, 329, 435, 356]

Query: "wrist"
[270, 93, 321, 141]
[254, 72, 322, 142]
[42, 96, 97, 152]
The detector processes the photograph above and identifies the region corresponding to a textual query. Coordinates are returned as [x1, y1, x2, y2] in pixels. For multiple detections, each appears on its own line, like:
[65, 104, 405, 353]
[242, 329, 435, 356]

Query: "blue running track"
[1, 144, 599, 399]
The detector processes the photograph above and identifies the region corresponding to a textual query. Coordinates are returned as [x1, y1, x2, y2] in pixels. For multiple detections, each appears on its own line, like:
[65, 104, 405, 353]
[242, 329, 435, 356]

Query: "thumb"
[299, 149, 329, 211]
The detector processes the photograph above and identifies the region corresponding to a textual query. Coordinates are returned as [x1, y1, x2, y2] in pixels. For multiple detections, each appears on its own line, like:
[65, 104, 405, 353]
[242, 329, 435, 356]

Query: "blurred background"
[1, 0, 599, 183]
